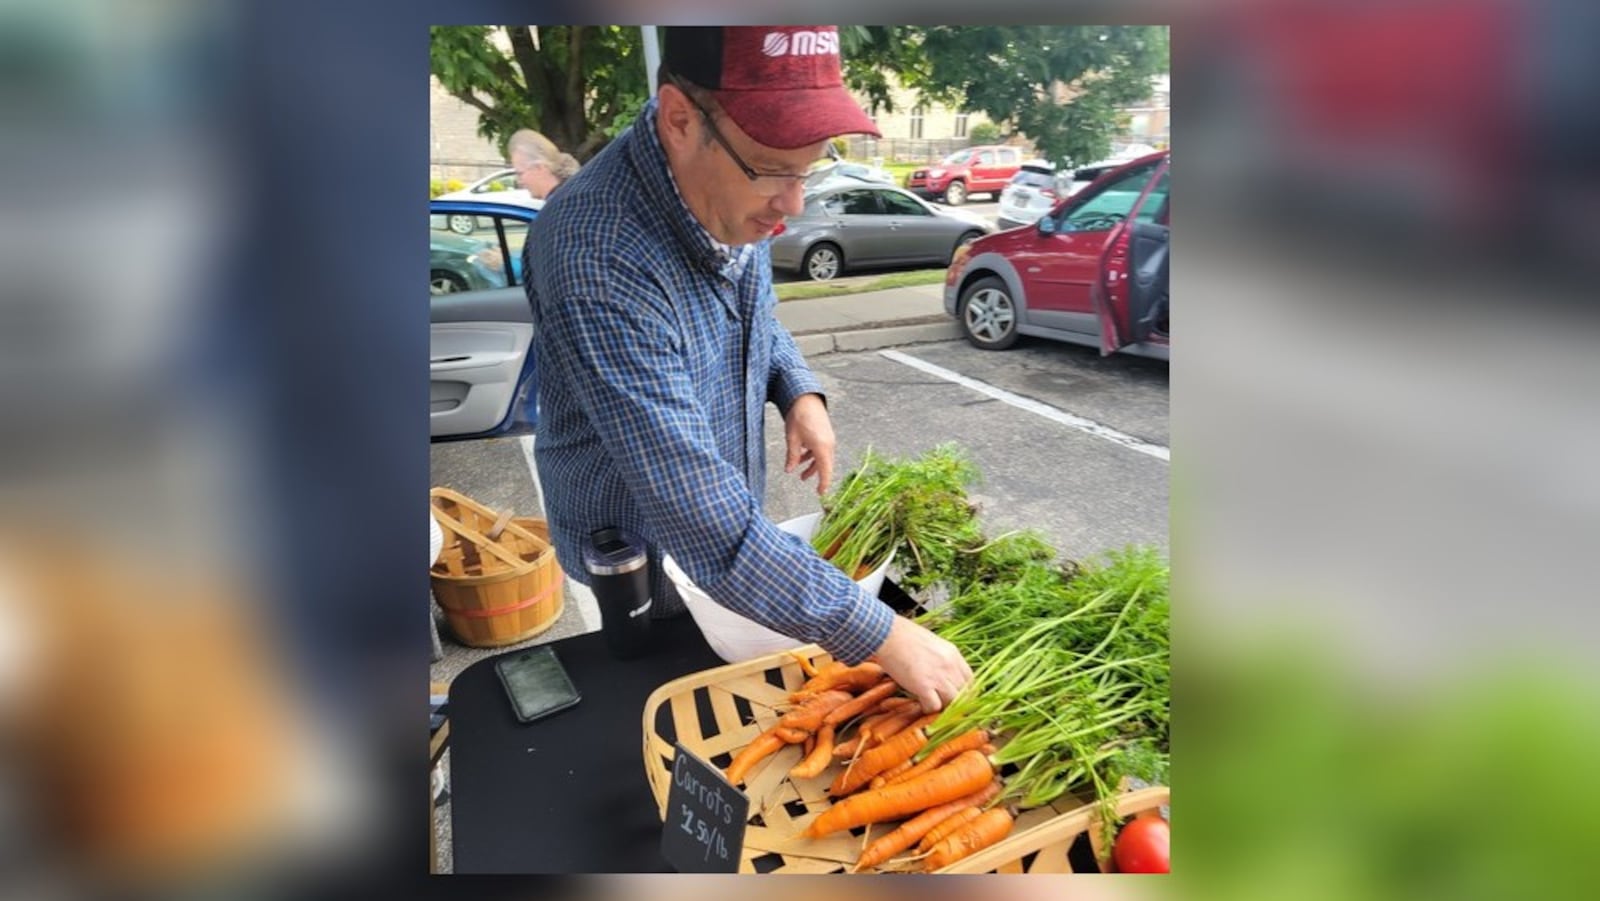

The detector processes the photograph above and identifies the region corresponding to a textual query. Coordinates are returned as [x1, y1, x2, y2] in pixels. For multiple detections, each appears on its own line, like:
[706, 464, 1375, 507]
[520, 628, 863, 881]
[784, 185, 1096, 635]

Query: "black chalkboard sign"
[660, 743, 749, 872]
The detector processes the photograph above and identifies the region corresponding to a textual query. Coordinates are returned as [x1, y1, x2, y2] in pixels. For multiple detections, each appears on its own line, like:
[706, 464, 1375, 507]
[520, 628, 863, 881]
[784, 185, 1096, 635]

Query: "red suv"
[944, 151, 1170, 359]
[906, 145, 1023, 206]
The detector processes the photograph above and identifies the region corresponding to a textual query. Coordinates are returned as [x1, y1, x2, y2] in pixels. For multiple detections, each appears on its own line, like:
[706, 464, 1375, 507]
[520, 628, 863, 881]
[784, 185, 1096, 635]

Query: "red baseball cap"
[663, 26, 882, 150]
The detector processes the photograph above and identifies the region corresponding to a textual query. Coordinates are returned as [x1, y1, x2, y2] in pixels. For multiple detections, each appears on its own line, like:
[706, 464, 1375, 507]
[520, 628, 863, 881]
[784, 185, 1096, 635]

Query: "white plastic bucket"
[662, 512, 894, 663]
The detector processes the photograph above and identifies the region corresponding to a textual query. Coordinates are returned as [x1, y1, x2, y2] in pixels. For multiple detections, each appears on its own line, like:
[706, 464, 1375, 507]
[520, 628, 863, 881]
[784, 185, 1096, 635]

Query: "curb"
[795, 321, 963, 357]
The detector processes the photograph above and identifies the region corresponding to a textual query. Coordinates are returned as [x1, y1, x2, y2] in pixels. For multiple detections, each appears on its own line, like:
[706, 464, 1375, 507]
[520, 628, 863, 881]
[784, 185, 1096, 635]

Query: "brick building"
[430, 76, 506, 184]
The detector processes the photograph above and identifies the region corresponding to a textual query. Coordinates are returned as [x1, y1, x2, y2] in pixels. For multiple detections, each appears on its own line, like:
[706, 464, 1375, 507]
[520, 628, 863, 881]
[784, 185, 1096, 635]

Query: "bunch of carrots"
[721, 545, 1171, 872]
[722, 655, 1023, 872]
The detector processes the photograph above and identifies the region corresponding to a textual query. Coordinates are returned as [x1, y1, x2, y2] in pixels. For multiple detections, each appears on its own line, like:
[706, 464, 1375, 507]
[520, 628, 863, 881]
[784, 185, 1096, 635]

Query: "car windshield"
[940, 151, 972, 166]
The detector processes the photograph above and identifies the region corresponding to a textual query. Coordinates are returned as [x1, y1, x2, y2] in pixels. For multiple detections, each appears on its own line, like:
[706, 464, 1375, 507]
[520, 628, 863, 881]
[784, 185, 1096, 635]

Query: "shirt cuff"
[769, 369, 825, 416]
[700, 527, 895, 666]
[823, 587, 896, 665]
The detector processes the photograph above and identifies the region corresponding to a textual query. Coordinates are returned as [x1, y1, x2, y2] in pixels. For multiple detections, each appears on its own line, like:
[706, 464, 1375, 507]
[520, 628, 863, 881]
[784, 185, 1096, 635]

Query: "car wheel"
[430, 269, 468, 296]
[803, 243, 843, 281]
[950, 230, 983, 263]
[942, 181, 967, 206]
[959, 276, 1020, 350]
[448, 214, 476, 235]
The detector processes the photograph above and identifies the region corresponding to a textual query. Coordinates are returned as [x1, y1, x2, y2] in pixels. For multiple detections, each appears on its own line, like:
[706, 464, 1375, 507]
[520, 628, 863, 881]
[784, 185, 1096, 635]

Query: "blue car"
[429, 200, 540, 439]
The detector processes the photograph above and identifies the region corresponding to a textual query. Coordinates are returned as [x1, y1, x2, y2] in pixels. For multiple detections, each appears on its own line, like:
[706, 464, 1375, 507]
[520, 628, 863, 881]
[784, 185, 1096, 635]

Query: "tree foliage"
[429, 26, 650, 161]
[842, 26, 1168, 167]
[430, 26, 1167, 168]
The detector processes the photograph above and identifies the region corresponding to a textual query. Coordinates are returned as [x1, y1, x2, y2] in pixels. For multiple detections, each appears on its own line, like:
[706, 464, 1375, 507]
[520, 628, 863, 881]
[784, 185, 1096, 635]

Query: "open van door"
[1092, 157, 1170, 357]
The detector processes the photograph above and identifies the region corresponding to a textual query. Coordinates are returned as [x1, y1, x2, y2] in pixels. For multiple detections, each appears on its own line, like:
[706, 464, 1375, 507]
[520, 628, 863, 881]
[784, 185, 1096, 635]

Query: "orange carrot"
[868, 708, 925, 743]
[779, 689, 853, 732]
[851, 780, 1003, 872]
[823, 679, 901, 727]
[837, 701, 916, 758]
[805, 749, 996, 838]
[886, 728, 991, 787]
[916, 806, 983, 852]
[789, 723, 836, 780]
[922, 807, 1015, 871]
[872, 696, 920, 716]
[835, 709, 916, 762]
[830, 713, 939, 796]
[773, 725, 810, 744]
[876, 758, 916, 787]
[807, 661, 886, 695]
[725, 729, 786, 785]
[790, 651, 821, 679]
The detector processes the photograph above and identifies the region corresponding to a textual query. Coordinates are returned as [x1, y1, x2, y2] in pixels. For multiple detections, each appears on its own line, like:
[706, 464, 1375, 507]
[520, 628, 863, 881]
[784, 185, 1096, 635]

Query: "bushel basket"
[430, 487, 562, 648]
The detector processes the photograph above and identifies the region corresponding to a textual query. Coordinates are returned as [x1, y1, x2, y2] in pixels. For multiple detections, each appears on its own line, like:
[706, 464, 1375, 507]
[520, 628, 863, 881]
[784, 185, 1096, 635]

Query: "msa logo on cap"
[761, 30, 839, 58]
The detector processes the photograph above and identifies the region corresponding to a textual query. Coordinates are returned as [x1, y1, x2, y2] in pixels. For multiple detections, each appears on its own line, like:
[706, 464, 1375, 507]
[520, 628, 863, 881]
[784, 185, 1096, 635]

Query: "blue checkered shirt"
[521, 99, 893, 664]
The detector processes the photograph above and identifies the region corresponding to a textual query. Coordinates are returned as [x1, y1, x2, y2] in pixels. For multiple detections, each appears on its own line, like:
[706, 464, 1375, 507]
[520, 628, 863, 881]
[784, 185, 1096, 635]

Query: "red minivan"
[944, 151, 1170, 359]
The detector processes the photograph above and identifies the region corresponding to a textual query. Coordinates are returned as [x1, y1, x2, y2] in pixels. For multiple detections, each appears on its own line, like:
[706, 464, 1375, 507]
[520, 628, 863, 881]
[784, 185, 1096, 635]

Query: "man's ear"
[656, 84, 696, 151]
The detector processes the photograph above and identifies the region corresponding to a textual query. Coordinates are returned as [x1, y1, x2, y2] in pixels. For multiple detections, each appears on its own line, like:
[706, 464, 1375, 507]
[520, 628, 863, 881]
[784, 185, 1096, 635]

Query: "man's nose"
[769, 179, 806, 217]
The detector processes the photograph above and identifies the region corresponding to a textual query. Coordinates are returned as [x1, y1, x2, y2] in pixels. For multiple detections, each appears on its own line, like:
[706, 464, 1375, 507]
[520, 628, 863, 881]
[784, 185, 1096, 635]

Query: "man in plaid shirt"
[523, 26, 971, 711]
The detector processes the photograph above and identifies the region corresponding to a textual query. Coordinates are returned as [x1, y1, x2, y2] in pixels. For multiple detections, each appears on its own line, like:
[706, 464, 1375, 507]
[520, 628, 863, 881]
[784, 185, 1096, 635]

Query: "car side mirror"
[1037, 216, 1058, 236]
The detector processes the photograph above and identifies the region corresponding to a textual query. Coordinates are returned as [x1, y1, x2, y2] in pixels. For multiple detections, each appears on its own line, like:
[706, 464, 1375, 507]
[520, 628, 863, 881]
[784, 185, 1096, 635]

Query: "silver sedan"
[770, 183, 994, 281]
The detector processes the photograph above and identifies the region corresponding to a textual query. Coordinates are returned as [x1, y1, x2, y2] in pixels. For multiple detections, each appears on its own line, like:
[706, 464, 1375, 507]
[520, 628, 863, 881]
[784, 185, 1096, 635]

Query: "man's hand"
[871, 616, 974, 714]
[783, 393, 836, 495]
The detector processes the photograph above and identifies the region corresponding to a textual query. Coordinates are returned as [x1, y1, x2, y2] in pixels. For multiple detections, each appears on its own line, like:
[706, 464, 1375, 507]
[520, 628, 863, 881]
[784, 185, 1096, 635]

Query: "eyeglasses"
[670, 75, 820, 197]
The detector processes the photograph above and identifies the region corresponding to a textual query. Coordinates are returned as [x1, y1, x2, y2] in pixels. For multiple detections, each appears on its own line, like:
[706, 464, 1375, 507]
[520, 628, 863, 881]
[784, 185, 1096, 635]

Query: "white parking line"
[521, 435, 602, 633]
[878, 349, 1170, 462]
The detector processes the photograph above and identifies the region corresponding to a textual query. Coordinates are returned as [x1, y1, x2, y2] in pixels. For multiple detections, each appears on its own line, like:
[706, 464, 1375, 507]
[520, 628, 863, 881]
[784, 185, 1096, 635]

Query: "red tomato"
[1113, 815, 1170, 873]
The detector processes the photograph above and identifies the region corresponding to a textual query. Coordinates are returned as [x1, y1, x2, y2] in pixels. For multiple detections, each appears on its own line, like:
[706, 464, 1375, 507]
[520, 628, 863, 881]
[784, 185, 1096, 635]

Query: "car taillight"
[1041, 189, 1057, 199]
[770, 222, 787, 237]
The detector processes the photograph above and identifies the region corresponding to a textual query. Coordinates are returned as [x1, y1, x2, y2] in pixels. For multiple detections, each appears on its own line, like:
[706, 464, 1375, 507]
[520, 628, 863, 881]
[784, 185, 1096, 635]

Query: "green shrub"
[830, 136, 849, 159]
[429, 178, 446, 198]
[969, 121, 1001, 143]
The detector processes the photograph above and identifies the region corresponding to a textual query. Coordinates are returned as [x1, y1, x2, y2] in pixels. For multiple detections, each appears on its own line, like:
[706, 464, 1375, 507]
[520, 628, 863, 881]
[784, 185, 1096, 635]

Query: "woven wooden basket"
[430, 487, 563, 648]
[642, 644, 1169, 874]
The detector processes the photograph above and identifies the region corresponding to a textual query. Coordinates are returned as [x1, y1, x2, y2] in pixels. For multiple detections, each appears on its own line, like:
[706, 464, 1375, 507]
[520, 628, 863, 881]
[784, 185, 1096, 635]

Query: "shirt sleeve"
[538, 269, 892, 664]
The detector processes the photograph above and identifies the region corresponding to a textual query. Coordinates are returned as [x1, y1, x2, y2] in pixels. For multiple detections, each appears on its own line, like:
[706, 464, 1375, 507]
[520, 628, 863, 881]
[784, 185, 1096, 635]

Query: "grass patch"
[775, 268, 946, 301]
[883, 162, 919, 185]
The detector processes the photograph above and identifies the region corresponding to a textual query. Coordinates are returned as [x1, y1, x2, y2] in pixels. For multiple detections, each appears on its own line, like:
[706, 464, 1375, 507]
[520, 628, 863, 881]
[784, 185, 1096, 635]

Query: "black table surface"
[448, 583, 919, 874]
[448, 615, 726, 873]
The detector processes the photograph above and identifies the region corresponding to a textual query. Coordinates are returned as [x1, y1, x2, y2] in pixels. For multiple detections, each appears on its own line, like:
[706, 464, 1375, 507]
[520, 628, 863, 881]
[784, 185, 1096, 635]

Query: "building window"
[954, 112, 968, 138]
[909, 105, 924, 140]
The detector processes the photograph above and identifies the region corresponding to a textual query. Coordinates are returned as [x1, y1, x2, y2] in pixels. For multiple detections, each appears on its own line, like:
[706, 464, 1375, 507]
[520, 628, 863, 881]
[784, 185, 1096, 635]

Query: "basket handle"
[486, 508, 515, 541]
[430, 502, 528, 570]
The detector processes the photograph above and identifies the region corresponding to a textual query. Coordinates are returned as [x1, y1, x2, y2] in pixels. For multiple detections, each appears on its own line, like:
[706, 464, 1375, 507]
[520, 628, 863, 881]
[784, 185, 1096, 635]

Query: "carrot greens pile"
[810, 444, 983, 590]
[920, 546, 1170, 845]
